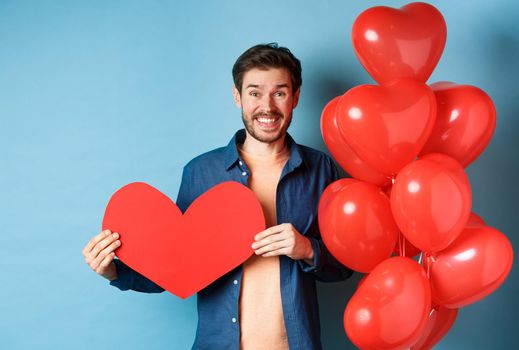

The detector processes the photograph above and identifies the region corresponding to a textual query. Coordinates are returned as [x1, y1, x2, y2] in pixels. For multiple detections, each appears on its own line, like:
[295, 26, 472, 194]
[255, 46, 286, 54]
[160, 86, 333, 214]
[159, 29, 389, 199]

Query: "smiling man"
[83, 43, 353, 350]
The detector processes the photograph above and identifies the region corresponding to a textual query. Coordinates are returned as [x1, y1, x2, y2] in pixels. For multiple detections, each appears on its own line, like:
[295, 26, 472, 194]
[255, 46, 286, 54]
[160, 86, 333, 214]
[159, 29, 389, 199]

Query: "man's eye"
[249, 91, 260, 97]
[274, 92, 286, 97]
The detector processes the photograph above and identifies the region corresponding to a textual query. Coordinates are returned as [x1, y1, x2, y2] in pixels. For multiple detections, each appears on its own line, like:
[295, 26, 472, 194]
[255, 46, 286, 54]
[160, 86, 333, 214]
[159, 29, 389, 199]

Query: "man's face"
[233, 68, 300, 144]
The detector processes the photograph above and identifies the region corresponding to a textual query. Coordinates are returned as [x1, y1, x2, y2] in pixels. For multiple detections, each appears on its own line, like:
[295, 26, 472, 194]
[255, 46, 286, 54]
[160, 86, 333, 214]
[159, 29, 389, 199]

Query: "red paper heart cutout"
[102, 182, 265, 299]
[420, 82, 496, 167]
[352, 2, 446, 84]
[336, 79, 436, 176]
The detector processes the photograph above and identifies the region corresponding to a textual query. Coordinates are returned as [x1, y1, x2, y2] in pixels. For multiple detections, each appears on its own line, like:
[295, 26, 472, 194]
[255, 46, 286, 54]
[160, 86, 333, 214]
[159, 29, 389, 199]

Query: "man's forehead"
[242, 68, 292, 88]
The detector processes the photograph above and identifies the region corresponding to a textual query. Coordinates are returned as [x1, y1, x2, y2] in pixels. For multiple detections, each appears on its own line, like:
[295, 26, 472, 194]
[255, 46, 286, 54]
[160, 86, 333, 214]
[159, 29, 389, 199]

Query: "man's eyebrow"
[244, 83, 290, 89]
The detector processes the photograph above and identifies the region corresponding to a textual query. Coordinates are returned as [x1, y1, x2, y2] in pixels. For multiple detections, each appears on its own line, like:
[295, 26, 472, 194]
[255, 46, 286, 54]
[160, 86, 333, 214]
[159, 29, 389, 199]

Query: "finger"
[90, 239, 121, 270]
[98, 252, 116, 271]
[261, 247, 290, 258]
[84, 234, 113, 264]
[90, 240, 120, 271]
[83, 230, 111, 256]
[252, 232, 287, 250]
[88, 232, 119, 261]
[254, 241, 290, 256]
[254, 224, 285, 241]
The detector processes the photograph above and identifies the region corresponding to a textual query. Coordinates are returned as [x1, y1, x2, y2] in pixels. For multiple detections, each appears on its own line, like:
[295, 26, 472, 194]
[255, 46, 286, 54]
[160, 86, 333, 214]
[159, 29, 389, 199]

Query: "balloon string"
[418, 252, 423, 265]
[402, 235, 406, 257]
[425, 252, 432, 279]
[429, 308, 435, 317]
[427, 253, 436, 279]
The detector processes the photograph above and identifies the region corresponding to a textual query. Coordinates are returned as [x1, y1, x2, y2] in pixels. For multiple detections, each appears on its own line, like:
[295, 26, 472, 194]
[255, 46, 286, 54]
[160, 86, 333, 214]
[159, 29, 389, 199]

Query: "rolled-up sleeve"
[109, 259, 164, 293]
[298, 236, 353, 282]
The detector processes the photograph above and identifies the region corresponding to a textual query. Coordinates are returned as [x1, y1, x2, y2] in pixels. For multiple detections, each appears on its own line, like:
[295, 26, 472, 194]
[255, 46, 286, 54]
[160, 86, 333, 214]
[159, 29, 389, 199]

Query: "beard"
[241, 110, 293, 144]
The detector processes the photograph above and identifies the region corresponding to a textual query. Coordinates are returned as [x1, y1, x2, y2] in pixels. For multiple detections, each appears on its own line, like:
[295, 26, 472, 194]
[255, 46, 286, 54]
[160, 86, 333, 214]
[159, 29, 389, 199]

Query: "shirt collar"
[224, 129, 305, 171]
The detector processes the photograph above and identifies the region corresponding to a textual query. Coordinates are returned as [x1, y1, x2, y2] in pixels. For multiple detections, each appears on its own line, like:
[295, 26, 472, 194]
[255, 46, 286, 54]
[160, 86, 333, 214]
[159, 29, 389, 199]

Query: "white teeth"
[257, 118, 276, 124]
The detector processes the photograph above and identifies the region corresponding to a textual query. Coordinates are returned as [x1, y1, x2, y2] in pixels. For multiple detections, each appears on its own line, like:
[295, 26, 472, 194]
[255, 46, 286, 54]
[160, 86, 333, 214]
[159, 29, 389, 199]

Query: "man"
[82, 43, 353, 350]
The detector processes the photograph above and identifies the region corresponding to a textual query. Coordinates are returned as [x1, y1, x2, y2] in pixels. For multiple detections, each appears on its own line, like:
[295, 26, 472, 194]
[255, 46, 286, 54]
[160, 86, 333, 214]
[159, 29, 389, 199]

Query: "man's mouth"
[255, 117, 280, 130]
[254, 113, 283, 130]
[257, 117, 277, 124]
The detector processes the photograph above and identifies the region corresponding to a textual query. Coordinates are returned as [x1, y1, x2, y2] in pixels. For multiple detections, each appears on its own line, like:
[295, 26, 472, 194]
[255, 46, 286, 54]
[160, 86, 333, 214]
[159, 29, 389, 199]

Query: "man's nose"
[260, 95, 276, 113]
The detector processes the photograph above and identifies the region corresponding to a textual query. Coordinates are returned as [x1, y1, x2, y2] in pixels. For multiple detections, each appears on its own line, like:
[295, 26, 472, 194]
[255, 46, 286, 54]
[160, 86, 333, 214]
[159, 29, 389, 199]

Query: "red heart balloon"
[419, 153, 470, 187]
[429, 225, 514, 309]
[318, 178, 399, 272]
[411, 306, 458, 350]
[102, 182, 265, 299]
[344, 257, 431, 350]
[352, 2, 446, 84]
[318, 178, 357, 210]
[336, 79, 436, 176]
[420, 82, 496, 167]
[467, 211, 486, 227]
[321, 97, 389, 186]
[391, 154, 472, 252]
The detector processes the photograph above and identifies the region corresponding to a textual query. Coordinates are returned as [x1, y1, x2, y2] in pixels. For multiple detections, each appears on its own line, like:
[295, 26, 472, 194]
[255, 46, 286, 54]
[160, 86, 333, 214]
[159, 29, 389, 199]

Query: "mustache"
[253, 111, 284, 119]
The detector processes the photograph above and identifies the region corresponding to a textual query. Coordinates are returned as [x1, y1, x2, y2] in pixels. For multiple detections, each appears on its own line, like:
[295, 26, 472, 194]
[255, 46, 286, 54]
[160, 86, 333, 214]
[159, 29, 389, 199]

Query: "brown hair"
[232, 43, 302, 94]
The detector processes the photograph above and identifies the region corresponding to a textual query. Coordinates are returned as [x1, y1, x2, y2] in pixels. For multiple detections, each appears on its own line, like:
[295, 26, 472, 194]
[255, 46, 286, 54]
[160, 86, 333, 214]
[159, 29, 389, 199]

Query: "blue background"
[1, 0, 518, 349]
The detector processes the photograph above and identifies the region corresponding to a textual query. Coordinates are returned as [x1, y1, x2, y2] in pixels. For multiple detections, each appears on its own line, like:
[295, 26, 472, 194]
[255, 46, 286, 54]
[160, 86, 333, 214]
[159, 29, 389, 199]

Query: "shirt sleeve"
[109, 259, 165, 293]
[297, 156, 354, 282]
[176, 163, 194, 213]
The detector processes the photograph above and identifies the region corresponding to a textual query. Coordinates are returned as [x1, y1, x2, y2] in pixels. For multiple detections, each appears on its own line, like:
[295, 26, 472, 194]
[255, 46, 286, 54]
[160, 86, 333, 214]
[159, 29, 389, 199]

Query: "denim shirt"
[110, 129, 353, 350]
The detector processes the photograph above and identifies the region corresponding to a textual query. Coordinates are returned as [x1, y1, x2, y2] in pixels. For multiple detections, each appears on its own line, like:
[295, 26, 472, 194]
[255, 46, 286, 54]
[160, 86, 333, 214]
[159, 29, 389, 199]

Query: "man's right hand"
[83, 229, 121, 281]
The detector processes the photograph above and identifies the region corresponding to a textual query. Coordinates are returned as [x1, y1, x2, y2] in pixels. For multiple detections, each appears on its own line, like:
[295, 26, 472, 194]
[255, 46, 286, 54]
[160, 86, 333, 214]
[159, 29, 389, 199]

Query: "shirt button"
[241, 171, 247, 176]
[233, 280, 238, 285]
[239, 161, 243, 166]
[232, 317, 237, 323]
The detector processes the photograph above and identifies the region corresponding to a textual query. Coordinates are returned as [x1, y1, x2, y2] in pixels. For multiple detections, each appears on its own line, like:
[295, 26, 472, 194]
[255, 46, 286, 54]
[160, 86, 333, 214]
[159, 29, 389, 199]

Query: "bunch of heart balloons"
[318, 2, 514, 349]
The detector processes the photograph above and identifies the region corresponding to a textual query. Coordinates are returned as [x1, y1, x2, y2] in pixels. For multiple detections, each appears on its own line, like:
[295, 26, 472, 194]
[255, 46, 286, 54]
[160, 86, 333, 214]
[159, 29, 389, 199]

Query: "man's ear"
[292, 88, 301, 109]
[233, 85, 242, 108]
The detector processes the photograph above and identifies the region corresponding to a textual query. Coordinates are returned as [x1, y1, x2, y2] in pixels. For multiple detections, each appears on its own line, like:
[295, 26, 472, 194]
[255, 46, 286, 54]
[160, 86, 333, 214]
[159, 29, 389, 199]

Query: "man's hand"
[82, 229, 121, 281]
[251, 223, 314, 264]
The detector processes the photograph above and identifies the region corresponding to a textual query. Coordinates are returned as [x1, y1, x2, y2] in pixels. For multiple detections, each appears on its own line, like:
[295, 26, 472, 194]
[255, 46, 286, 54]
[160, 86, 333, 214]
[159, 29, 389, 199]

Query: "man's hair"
[232, 43, 302, 94]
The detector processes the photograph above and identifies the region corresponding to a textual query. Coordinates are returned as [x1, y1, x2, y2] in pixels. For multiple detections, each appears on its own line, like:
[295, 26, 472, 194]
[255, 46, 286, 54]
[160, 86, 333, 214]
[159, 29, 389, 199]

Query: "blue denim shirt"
[110, 129, 353, 350]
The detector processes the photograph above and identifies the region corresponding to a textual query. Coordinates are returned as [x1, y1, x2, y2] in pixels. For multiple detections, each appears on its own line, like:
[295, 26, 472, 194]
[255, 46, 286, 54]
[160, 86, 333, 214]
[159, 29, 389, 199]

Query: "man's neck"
[241, 131, 287, 156]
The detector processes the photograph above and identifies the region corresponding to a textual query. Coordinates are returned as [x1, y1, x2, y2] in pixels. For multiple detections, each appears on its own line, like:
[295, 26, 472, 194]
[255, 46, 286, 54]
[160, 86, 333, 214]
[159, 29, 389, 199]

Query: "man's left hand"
[252, 223, 314, 264]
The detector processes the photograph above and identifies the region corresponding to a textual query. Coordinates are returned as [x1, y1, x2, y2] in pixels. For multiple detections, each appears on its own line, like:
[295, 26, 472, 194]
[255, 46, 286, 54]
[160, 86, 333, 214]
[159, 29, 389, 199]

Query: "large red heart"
[352, 2, 446, 84]
[336, 79, 436, 176]
[420, 82, 496, 167]
[102, 182, 265, 299]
